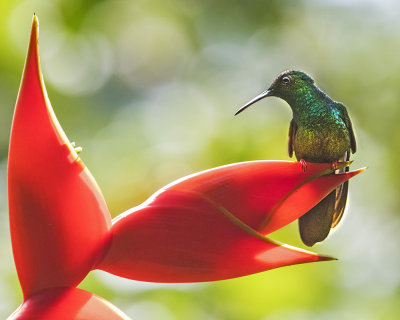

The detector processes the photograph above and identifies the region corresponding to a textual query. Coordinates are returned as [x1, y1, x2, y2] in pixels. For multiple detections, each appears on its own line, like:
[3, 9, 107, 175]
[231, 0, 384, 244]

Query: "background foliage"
[1, 0, 399, 319]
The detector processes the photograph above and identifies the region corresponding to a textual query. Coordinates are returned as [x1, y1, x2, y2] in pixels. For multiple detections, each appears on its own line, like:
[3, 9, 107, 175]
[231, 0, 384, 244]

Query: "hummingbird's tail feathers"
[298, 191, 336, 247]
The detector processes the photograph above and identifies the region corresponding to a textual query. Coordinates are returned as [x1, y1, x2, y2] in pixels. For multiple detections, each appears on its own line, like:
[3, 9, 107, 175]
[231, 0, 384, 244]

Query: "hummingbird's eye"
[282, 76, 291, 85]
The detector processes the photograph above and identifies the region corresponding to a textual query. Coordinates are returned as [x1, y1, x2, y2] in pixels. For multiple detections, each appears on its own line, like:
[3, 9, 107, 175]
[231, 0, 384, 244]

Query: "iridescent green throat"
[281, 85, 331, 124]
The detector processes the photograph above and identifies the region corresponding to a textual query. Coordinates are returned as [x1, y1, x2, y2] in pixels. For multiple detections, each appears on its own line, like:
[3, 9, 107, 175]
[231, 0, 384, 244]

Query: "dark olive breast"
[294, 121, 350, 163]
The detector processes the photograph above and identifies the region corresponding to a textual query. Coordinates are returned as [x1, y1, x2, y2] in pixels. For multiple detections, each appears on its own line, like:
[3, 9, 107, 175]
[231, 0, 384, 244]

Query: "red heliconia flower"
[7, 16, 365, 319]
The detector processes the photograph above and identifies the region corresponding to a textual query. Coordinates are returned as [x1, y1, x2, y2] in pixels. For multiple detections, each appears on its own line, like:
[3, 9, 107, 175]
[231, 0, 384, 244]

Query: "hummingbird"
[235, 70, 356, 246]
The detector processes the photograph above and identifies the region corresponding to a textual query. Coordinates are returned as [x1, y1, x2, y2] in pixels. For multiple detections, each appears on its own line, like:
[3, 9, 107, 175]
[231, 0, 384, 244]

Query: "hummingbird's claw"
[300, 159, 308, 173]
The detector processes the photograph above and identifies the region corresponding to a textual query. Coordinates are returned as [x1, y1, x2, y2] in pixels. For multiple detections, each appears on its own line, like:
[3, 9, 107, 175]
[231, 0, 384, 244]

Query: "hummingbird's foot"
[299, 159, 307, 172]
[331, 161, 338, 170]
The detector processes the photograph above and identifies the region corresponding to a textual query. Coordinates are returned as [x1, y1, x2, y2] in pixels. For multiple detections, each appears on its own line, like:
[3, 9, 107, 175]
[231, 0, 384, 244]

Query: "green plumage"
[236, 70, 356, 246]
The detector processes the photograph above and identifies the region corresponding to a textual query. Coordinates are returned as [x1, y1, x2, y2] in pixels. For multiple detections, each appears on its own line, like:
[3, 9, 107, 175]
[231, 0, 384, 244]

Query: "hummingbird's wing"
[332, 102, 356, 229]
[288, 118, 297, 158]
[331, 151, 350, 228]
[336, 103, 356, 153]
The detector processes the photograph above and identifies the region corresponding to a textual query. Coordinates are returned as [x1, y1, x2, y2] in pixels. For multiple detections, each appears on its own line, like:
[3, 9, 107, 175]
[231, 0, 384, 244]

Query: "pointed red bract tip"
[260, 166, 366, 234]
[8, 15, 112, 299]
[8, 287, 129, 320]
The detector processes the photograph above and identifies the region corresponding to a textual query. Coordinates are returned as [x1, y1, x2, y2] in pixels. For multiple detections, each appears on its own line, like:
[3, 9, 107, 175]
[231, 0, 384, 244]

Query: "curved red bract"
[8, 16, 112, 299]
[97, 162, 363, 282]
[7, 15, 365, 319]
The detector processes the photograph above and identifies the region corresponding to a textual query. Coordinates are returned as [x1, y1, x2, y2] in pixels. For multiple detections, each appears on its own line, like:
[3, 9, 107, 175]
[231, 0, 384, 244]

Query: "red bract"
[98, 161, 362, 282]
[7, 16, 365, 318]
[9, 287, 129, 320]
[8, 15, 112, 300]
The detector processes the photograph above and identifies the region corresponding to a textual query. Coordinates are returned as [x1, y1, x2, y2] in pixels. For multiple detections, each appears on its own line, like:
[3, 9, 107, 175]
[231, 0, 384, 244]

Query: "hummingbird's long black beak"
[234, 89, 273, 115]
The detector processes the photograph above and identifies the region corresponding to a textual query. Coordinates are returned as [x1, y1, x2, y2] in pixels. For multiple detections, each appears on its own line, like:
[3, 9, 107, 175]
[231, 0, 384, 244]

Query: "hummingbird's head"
[267, 70, 315, 99]
[235, 70, 315, 115]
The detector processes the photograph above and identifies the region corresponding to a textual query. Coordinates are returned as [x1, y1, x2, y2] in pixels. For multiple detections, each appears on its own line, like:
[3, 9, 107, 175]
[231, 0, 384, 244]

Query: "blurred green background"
[1, 0, 399, 319]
